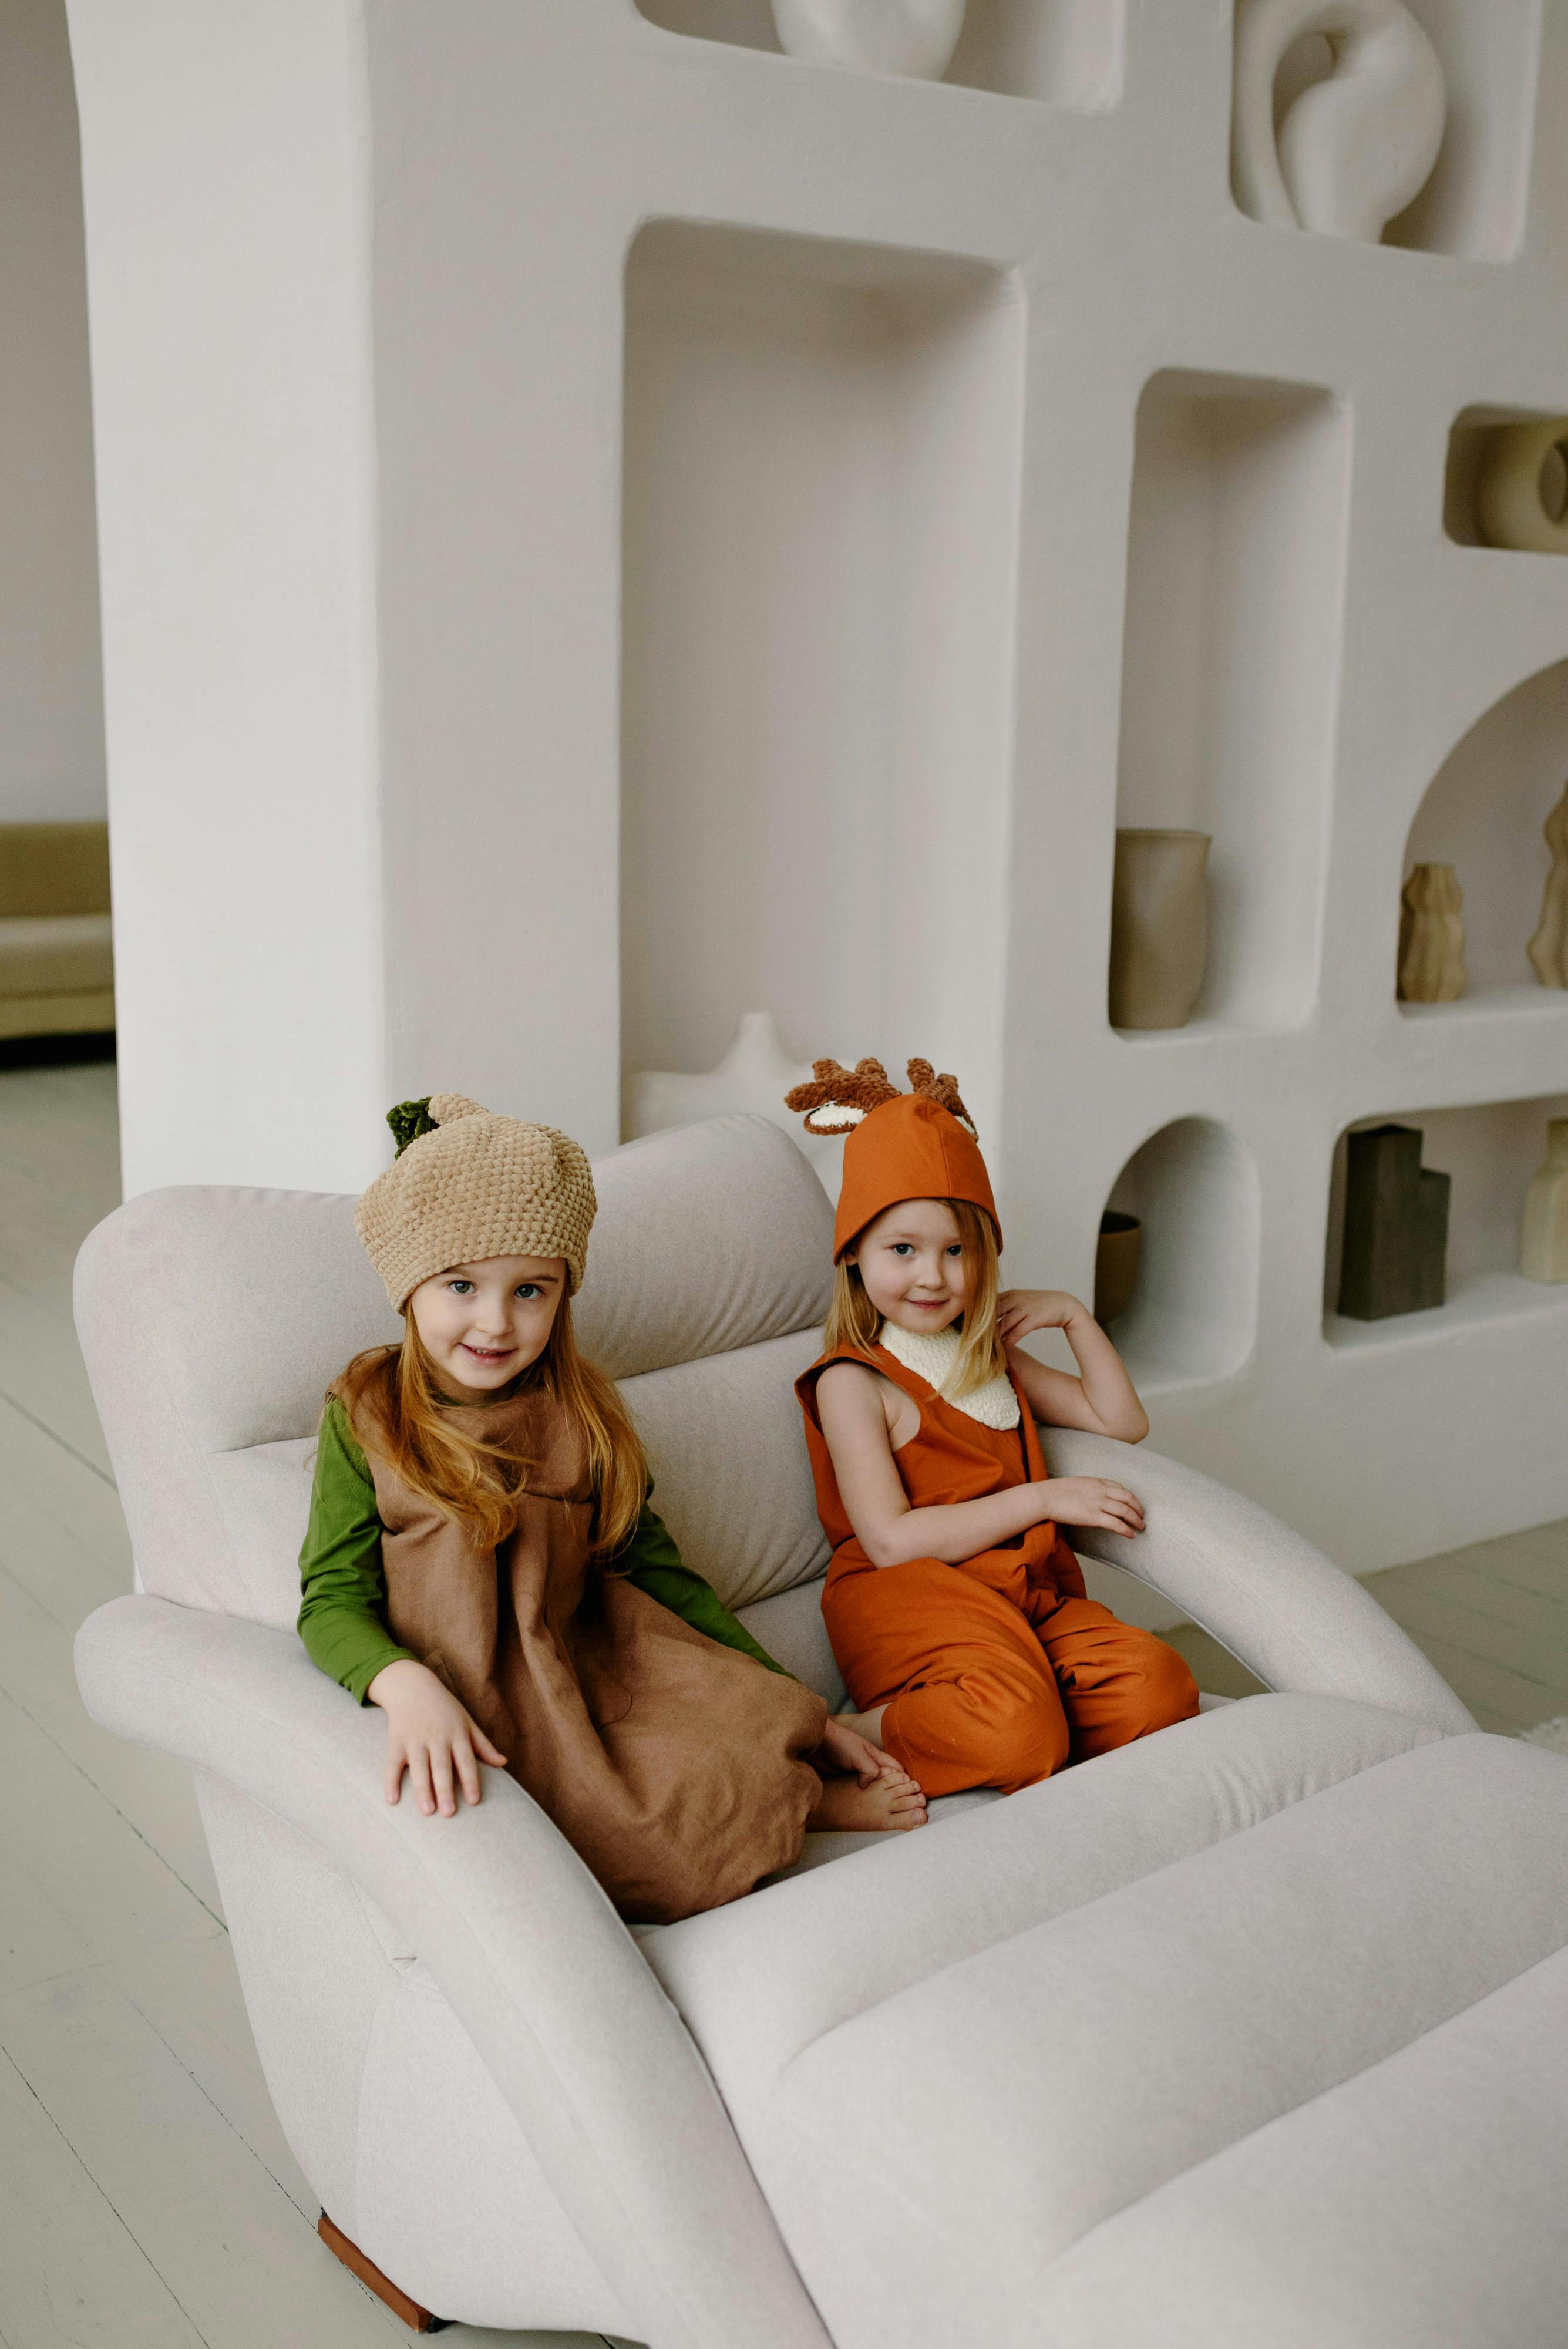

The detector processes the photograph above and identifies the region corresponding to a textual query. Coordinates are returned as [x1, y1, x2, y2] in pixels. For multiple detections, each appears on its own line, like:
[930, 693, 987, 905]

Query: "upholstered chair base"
[318, 2210, 447, 2333]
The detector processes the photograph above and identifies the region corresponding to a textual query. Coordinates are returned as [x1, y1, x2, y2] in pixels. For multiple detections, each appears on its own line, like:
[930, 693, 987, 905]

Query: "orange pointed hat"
[785, 1056, 1001, 1261]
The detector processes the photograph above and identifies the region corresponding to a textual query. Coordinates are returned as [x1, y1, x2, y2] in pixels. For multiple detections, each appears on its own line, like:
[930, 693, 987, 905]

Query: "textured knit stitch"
[879, 1320, 1020, 1429]
[355, 1091, 597, 1309]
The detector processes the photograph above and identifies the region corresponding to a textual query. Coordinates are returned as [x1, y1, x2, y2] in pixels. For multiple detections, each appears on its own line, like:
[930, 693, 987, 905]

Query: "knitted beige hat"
[355, 1093, 596, 1311]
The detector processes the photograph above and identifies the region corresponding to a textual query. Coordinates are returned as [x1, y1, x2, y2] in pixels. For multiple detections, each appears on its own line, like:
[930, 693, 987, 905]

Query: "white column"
[68, 0, 385, 1194]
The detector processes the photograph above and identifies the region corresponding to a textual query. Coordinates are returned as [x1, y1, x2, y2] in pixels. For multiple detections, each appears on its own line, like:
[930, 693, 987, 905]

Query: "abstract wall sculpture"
[624, 1010, 840, 1192]
[1520, 1119, 1568, 1283]
[1231, 0, 1446, 243]
[1527, 784, 1568, 985]
[769, 0, 966, 79]
[1397, 861, 1467, 1003]
[1476, 418, 1568, 555]
[1108, 829, 1210, 1029]
[1338, 1122, 1451, 1320]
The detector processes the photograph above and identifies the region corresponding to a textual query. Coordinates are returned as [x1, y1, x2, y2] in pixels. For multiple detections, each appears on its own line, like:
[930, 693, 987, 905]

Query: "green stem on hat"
[387, 1098, 438, 1156]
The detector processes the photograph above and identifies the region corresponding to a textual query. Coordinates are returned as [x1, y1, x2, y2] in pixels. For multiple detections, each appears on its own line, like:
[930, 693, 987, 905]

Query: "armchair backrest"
[75, 1114, 835, 1627]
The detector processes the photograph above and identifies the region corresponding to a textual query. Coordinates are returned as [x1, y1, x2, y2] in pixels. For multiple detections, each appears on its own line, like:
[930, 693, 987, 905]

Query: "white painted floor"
[5, 1055, 1567, 2346]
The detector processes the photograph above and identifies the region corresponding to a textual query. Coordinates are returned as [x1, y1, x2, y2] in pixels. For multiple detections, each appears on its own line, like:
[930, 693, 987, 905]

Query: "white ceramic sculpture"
[1520, 1119, 1568, 1284]
[1232, 0, 1446, 244]
[770, 0, 966, 82]
[1477, 420, 1568, 556]
[1397, 862, 1466, 1004]
[1527, 783, 1568, 987]
[624, 1010, 840, 1190]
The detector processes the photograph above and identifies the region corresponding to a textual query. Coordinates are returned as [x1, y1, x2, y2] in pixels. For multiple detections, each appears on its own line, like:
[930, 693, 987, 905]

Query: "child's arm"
[300, 1399, 506, 1816]
[616, 1497, 791, 1674]
[997, 1290, 1150, 1444]
[297, 1398, 420, 1701]
[817, 1359, 1072, 1566]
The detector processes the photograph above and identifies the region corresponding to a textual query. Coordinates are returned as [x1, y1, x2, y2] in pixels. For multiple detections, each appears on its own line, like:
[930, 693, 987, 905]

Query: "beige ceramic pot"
[1094, 1211, 1142, 1327]
[1109, 829, 1210, 1030]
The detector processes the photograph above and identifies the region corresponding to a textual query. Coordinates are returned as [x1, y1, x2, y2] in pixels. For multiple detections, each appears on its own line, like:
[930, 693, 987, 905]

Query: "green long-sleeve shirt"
[297, 1395, 786, 1702]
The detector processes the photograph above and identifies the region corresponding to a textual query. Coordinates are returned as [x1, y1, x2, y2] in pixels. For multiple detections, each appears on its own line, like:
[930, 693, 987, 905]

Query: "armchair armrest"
[75, 1596, 830, 2349]
[1039, 1429, 1476, 1737]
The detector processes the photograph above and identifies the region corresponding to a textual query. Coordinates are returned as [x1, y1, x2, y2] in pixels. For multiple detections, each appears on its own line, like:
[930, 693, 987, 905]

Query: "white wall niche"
[1399, 656, 1568, 1014]
[1324, 1091, 1568, 1348]
[1113, 369, 1349, 1036]
[1443, 405, 1568, 552]
[631, 0, 1126, 108]
[620, 220, 1024, 1126]
[1101, 1117, 1260, 1395]
[1236, 0, 1540, 261]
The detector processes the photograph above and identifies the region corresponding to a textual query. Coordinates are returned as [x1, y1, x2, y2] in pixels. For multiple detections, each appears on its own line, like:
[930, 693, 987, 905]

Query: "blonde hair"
[333, 1296, 647, 1557]
[823, 1197, 1007, 1400]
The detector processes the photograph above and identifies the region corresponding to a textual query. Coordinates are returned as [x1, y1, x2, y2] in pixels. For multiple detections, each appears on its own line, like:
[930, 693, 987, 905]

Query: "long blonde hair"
[823, 1196, 1007, 1400]
[334, 1297, 647, 1557]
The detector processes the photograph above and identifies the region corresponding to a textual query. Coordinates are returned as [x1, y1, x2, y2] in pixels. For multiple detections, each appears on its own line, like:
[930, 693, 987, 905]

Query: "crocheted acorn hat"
[355, 1093, 597, 1311]
[784, 1056, 1000, 1261]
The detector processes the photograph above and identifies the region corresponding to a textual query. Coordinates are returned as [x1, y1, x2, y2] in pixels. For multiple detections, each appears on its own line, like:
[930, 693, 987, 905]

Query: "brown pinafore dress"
[346, 1382, 828, 1924]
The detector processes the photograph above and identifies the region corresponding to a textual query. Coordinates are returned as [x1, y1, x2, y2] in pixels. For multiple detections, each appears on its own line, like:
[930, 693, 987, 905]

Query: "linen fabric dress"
[797, 1341, 1198, 1796]
[314, 1379, 829, 1925]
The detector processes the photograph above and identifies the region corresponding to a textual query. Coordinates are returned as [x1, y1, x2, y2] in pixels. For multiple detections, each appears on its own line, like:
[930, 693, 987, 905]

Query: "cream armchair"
[74, 1117, 1568, 2348]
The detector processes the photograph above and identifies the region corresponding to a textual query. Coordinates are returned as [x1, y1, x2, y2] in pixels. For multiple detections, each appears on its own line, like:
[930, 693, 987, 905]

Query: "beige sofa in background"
[0, 820, 114, 1040]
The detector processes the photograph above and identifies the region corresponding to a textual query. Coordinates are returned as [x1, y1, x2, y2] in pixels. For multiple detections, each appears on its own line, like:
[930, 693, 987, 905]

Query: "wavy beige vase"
[1477, 420, 1568, 556]
[1232, 0, 1446, 243]
[1397, 861, 1466, 1003]
[1520, 1120, 1568, 1283]
[1109, 829, 1210, 1030]
[1527, 784, 1568, 987]
[769, 0, 965, 79]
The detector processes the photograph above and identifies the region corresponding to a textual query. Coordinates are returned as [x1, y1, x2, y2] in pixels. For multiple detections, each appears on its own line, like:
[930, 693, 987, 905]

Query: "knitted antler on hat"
[784, 1053, 994, 1257]
[784, 1056, 978, 1138]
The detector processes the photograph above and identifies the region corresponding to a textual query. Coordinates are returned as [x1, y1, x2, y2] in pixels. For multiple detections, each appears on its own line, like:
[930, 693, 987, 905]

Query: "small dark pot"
[1095, 1211, 1142, 1327]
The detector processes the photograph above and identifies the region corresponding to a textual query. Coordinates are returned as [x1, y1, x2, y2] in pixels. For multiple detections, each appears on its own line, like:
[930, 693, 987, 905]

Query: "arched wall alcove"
[1399, 655, 1568, 1010]
[631, 0, 1126, 108]
[1100, 1117, 1260, 1393]
[0, 0, 105, 829]
[1233, 0, 1541, 261]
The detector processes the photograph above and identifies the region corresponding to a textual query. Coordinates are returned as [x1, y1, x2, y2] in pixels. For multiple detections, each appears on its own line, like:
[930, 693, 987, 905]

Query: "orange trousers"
[825, 1559, 1199, 1797]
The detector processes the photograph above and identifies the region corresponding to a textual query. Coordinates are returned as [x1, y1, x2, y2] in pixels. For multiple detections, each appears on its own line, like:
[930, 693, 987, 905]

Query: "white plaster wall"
[66, 0, 385, 1194]
[0, 0, 104, 824]
[67, 0, 1568, 1576]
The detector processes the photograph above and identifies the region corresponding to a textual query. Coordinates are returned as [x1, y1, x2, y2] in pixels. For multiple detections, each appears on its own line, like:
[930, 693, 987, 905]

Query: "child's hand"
[1035, 1476, 1145, 1537]
[814, 1714, 904, 1788]
[366, 1658, 508, 1816]
[997, 1288, 1086, 1345]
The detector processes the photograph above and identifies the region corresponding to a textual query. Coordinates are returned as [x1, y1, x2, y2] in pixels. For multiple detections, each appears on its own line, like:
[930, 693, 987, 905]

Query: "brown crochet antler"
[906, 1059, 977, 1137]
[784, 1054, 978, 1138]
[783, 1057, 901, 1135]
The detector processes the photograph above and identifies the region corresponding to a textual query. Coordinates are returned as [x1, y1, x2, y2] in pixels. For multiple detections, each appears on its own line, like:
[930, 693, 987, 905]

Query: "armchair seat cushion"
[649, 1707, 1568, 2349]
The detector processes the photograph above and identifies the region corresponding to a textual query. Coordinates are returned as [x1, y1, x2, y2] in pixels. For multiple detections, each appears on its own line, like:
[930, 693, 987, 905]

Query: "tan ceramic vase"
[1109, 829, 1210, 1030]
[1397, 862, 1466, 1003]
[1093, 1211, 1142, 1326]
[1520, 1119, 1568, 1283]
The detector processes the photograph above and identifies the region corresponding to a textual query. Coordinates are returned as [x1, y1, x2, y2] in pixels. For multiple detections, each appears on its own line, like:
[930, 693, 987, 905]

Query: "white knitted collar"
[878, 1320, 1019, 1429]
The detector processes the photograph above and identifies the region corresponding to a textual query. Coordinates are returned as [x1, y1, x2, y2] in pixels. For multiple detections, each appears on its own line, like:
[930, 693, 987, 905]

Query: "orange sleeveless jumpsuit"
[797, 1343, 1199, 1796]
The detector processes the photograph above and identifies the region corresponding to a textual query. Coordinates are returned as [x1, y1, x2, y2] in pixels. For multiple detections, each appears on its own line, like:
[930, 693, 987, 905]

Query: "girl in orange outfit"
[788, 1055, 1198, 1798]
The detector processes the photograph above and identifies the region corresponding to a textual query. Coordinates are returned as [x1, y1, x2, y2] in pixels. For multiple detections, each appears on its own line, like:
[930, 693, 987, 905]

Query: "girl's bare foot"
[808, 1768, 927, 1833]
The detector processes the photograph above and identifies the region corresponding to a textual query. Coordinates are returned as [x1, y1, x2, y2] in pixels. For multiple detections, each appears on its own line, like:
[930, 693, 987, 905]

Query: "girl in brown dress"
[300, 1092, 924, 1927]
